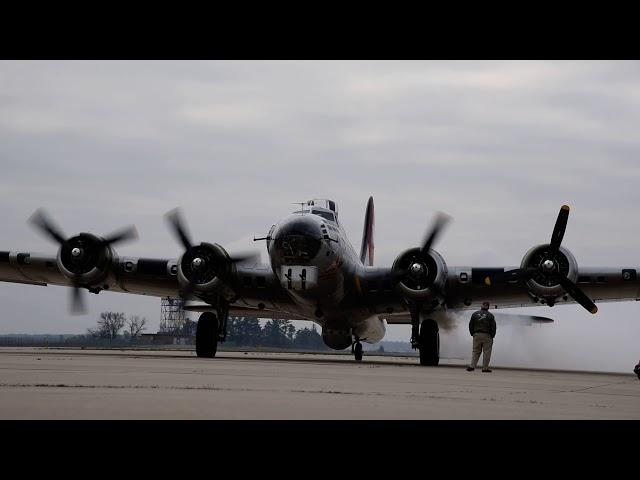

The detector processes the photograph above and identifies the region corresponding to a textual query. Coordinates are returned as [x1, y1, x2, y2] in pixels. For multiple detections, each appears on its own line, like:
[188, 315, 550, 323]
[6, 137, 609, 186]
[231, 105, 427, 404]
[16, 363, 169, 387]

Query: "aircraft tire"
[196, 312, 218, 358]
[419, 319, 439, 366]
[354, 342, 363, 362]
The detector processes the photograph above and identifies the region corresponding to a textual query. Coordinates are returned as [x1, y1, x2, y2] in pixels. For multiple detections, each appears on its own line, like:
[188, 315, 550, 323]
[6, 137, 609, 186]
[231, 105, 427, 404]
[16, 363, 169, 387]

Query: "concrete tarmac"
[0, 347, 638, 419]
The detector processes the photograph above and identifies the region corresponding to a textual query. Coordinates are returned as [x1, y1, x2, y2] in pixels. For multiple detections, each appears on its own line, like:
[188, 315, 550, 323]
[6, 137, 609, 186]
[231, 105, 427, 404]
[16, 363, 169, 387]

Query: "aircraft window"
[274, 235, 321, 261]
[311, 209, 335, 222]
[292, 210, 311, 215]
[368, 280, 379, 292]
[596, 276, 606, 283]
[256, 277, 266, 288]
[243, 276, 252, 287]
[382, 279, 392, 291]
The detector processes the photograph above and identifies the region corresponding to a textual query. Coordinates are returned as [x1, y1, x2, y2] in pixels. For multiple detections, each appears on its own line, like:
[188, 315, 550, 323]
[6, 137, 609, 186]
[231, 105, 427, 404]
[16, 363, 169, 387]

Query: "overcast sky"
[1, 60, 639, 372]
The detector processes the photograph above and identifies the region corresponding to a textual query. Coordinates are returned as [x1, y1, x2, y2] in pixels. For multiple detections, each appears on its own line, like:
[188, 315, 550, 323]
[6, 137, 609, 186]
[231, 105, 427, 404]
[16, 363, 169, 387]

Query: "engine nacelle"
[521, 244, 578, 299]
[177, 242, 232, 294]
[392, 247, 448, 301]
[56, 232, 115, 287]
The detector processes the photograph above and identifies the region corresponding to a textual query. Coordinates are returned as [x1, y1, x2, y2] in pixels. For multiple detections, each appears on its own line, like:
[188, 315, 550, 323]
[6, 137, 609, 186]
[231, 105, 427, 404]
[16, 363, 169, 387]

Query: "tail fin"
[359, 196, 375, 266]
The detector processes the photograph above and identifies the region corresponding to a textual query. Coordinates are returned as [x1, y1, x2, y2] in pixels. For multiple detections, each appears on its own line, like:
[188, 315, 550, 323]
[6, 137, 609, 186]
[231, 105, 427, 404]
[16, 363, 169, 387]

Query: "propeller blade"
[550, 205, 570, 252]
[103, 225, 139, 246]
[558, 276, 598, 314]
[28, 208, 67, 245]
[229, 251, 261, 265]
[70, 275, 87, 315]
[420, 212, 451, 255]
[165, 208, 193, 250]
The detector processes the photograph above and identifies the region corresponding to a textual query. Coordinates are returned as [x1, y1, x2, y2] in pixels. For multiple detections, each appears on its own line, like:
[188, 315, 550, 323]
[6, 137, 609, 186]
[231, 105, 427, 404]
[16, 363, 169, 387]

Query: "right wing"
[0, 249, 305, 317]
[1, 249, 180, 298]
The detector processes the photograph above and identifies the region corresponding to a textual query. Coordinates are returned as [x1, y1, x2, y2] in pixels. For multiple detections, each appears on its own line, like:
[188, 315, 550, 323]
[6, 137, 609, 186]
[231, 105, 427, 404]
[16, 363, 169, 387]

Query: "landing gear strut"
[196, 312, 218, 358]
[352, 337, 363, 362]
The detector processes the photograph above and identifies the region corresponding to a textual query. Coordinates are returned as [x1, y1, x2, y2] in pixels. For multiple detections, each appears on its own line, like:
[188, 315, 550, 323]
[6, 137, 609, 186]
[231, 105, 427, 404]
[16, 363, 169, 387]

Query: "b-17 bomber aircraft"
[1, 198, 638, 365]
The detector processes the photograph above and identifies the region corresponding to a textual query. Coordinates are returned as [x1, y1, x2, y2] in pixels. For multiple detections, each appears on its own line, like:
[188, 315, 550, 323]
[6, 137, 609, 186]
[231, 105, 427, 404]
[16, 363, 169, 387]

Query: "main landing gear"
[410, 307, 440, 366]
[196, 312, 218, 358]
[419, 319, 439, 366]
[352, 337, 363, 362]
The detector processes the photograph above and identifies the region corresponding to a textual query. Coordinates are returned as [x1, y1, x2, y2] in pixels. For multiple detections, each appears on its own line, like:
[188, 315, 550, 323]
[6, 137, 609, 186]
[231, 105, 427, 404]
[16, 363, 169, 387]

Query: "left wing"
[354, 204, 640, 321]
[354, 264, 640, 324]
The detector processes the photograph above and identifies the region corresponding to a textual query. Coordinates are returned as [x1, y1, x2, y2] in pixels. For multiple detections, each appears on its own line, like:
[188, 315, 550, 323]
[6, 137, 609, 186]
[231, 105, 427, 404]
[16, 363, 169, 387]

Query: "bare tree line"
[87, 312, 147, 341]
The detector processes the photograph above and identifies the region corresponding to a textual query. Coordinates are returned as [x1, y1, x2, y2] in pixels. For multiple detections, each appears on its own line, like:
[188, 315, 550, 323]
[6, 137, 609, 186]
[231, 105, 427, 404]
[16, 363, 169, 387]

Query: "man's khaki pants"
[470, 333, 493, 370]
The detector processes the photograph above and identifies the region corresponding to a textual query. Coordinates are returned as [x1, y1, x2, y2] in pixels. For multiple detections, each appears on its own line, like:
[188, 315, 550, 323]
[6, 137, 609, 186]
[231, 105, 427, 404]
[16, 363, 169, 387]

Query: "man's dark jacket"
[469, 309, 496, 338]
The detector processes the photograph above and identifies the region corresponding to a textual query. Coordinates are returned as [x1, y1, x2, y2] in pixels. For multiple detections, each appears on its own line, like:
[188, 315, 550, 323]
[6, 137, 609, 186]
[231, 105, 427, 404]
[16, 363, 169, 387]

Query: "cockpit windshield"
[311, 209, 335, 222]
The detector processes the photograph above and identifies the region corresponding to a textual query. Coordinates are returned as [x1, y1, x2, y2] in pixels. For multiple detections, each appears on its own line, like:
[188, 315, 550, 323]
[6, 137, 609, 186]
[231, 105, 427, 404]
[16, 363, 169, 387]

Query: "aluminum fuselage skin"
[264, 209, 386, 343]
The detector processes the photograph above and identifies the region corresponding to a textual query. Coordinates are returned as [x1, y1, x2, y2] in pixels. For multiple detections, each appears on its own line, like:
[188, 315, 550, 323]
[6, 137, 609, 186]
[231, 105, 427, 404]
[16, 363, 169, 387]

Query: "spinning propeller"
[29, 208, 138, 314]
[492, 205, 597, 314]
[164, 208, 259, 299]
[393, 212, 451, 297]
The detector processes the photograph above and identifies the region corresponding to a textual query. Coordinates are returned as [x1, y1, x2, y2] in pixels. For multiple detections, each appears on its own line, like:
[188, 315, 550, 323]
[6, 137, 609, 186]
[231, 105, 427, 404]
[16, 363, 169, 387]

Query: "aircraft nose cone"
[272, 215, 324, 263]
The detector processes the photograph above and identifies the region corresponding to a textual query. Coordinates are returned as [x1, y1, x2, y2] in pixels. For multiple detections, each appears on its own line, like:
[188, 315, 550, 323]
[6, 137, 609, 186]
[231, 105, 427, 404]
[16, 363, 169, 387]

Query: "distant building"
[140, 332, 194, 345]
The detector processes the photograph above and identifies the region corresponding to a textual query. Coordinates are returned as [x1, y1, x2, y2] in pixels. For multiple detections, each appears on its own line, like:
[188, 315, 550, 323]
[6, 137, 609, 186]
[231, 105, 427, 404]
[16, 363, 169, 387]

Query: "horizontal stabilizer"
[494, 313, 554, 325]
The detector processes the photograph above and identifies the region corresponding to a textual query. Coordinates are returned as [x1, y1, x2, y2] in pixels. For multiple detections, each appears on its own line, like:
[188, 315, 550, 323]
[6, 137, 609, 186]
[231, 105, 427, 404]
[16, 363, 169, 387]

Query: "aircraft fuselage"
[265, 204, 386, 346]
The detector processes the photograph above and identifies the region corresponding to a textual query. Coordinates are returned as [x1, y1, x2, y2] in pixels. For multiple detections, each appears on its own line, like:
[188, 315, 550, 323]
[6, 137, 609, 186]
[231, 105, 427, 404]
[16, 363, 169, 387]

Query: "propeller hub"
[541, 259, 555, 272]
[71, 247, 83, 258]
[191, 257, 205, 270]
[410, 262, 426, 277]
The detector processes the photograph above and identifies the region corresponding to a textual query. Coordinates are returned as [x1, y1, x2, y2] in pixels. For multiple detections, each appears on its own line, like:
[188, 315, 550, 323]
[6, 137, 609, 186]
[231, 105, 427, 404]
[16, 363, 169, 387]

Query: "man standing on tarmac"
[467, 301, 496, 373]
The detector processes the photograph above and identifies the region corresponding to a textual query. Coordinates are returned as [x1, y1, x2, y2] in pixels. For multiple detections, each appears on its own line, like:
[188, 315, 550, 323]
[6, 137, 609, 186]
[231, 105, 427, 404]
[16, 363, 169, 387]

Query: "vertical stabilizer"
[359, 196, 375, 266]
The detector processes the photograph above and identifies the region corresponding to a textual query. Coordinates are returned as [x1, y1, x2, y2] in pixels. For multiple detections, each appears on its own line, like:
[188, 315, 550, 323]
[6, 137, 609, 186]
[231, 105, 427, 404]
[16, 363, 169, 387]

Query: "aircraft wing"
[443, 266, 640, 311]
[1, 250, 181, 297]
[0, 249, 301, 315]
[380, 311, 554, 325]
[356, 265, 640, 319]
